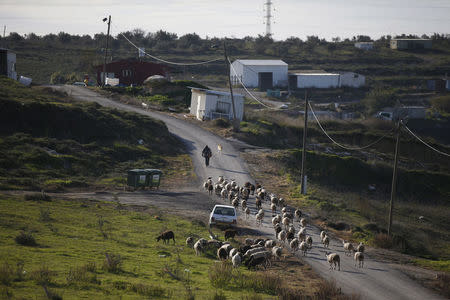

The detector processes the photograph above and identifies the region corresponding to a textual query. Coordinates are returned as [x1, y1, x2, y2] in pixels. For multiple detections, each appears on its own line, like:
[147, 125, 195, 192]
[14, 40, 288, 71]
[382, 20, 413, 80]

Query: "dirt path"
[48, 85, 444, 300]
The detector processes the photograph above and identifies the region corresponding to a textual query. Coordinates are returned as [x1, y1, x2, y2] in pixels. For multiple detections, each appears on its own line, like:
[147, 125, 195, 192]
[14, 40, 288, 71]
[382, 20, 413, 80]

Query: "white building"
[0, 48, 17, 80]
[289, 73, 340, 89]
[355, 42, 374, 50]
[339, 72, 365, 88]
[189, 87, 244, 121]
[230, 59, 288, 90]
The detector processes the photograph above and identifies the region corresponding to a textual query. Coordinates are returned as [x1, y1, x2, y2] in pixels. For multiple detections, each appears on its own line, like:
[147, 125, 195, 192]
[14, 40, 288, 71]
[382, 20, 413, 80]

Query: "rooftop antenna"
[263, 0, 274, 37]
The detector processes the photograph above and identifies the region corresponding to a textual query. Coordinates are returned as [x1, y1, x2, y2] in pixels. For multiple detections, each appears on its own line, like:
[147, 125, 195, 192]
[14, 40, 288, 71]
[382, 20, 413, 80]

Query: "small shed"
[0, 48, 17, 80]
[289, 73, 340, 89]
[127, 169, 162, 189]
[390, 39, 432, 50]
[230, 59, 288, 90]
[339, 72, 365, 88]
[189, 87, 244, 121]
[354, 42, 374, 50]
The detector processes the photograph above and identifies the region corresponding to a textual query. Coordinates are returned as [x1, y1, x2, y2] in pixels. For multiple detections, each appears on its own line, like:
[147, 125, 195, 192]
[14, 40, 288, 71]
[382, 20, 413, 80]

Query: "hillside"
[0, 76, 186, 191]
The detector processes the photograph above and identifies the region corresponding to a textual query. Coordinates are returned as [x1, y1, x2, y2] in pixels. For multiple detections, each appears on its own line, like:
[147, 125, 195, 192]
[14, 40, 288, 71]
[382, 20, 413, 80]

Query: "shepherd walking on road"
[202, 145, 212, 167]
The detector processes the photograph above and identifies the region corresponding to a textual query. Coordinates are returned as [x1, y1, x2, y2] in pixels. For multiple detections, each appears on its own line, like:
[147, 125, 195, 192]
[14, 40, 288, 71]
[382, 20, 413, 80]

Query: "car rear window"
[214, 207, 235, 216]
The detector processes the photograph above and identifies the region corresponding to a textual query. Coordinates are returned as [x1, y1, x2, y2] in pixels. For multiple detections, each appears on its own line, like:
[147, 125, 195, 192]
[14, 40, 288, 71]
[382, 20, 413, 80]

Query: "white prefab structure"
[339, 72, 365, 88]
[290, 73, 340, 89]
[189, 88, 244, 121]
[0, 48, 17, 80]
[354, 42, 374, 50]
[230, 59, 288, 90]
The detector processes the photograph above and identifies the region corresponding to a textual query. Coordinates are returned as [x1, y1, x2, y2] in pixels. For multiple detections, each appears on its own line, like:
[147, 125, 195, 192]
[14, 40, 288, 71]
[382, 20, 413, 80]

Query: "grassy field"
[0, 193, 351, 299]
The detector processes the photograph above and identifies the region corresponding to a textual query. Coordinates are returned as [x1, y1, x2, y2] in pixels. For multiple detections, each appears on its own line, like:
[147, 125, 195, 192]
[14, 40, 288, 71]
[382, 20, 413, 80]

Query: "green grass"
[412, 259, 450, 273]
[0, 194, 276, 299]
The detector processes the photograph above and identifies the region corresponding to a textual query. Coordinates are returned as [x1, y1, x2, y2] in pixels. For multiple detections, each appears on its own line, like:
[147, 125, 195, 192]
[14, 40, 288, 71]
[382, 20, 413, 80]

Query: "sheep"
[322, 235, 330, 248]
[272, 246, 282, 260]
[286, 231, 295, 241]
[206, 178, 213, 186]
[255, 198, 262, 210]
[156, 231, 175, 244]
[239, 245, 252, 255]
[243, 247, 266, 259]
[288, 225, 296, 235]
[325, 252, 340, 271]
[206, 239, 223, 249]
[214, 183, 222, 195]
[290, 238, 299, 252]
[278, 230, 287, 242]
[278, 197, 285, 208]
[294, 209, 302, 220]
[245, 207, 250, 219]
[354, 251, 364, 268]
[270, 195, 278, 206]
[320, 231, 327, 241]
[297, 229, 306, 242]
[357, 242, 365, 253]
[343, 240, 354, 256]
[274, 224, 282, 239]
[254, 238, 265, 245]
[221, 243, 233, 254]
[220, 189, 227, 200]
[207, 183, 213, 195]
[265, 239, 276, 248]
[300, 218, 307, 228]
[232, 198, 239, 209]
[194, 240, 203, 256]
[256, 212, 264, 226]
[217, 247, 228, 260]
[186, 237, 194, 248]
[224, 229, 237, 240]
[270, 203, 277, 214]
[281, 207, 287, 214]
[282, 217, 291, 230]
[218, 176, 224, 184]
[272, 216, 280, 226]
[299, 241, 308, 256]
[245, 251, 272, 269]
[232, 252, 242, 268]
[250, 183, 256, 195]
[198, 238, 208, 246]
[245, 238, 254, 246]
[229, 248, 238, 259]
[306, 236, 313, 249]
[241, 200, 247, 211]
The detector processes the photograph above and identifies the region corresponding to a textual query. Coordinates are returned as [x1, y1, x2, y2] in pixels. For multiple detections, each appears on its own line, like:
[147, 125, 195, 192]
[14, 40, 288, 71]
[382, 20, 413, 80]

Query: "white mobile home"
[0, 48, 17, 80]
[354, 42, 374, 50]
[339, 72, 365, 88]
[230, 59, 288, 90]
[289, 73, 340, 89]
[189, 88, 244, 121]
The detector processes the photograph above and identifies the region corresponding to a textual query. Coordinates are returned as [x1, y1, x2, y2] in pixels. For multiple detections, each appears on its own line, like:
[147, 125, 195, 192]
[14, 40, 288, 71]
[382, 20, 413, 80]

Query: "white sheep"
[258, 209, 264, 218]
[265, 239, 276, 248]
[322, 235, 330, 248]
[186, 237, 194, 248]
[229, 248, 238, 259]
[218, 176, 224, 184]
[270, 203, 277, 214]
[306, 236, 313, 249]
[290, 238, 299, 252]
[325, 252, 340, 271]
[278, 230, 287, 242]
[281, 207, 287, 214]
[299, 241, 308, 256]
[320, 230, 326, 241]
[272, 216, 280, 226]
[256, 212, 264, 226]
[354, 251, 364, 268]
[300, 218, 307, 228]
[282, 217, 291, 230]
[245, 207, 250, 219]
[220, 189, 227, 200]
[232, 252, 242, 268]
[288, 225, 296, 235]
[194, 240, 203, 256]
[244, 247, 266, 259]
[241, 200, 247, 210]
[272, 246, 282, 260]
[294, 209, 301, 220]
[343, 240, 354, 256]
[278, 197, 285, 207]
[357, 242, 365, 253]
[297, 228, 306, 241]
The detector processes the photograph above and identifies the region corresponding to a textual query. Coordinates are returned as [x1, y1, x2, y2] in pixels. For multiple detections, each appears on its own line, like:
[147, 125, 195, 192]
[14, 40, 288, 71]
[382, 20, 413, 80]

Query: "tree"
[154, 30, 177, 41]
[430, 95, 450, 114]
[362, 87, 396, 115]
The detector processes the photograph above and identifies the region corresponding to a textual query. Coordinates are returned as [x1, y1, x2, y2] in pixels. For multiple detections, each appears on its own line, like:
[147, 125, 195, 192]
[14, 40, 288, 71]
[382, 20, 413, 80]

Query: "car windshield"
[214, 207, 235, 216]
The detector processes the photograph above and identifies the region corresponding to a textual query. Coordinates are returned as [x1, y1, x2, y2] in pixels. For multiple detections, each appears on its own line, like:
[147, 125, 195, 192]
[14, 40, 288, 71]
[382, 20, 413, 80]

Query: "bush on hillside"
[431, 95, 450, 114]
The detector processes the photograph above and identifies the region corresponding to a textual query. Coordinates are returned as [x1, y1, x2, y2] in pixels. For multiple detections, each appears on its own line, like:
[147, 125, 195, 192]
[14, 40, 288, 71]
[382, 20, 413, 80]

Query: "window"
[122, 69, 132, 77]
[216, 101, 231, 114]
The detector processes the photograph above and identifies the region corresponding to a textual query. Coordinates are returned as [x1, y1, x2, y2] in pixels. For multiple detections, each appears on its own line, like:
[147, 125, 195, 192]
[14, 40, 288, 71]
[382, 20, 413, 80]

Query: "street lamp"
[102, 16, 111, 86]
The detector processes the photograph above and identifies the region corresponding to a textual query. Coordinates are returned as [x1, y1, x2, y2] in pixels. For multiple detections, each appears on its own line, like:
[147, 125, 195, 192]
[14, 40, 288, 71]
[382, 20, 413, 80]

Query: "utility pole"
[388, 120, 401, 236]
[223, 40, 239, 132]
[102, 15, 111, 87]
[264, 0, 273, 37]
[300, 90, 308, 194]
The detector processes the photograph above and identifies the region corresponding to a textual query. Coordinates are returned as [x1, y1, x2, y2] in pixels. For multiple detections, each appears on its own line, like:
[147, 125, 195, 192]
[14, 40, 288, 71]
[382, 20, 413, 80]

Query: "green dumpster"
[127, 169, 163, 189]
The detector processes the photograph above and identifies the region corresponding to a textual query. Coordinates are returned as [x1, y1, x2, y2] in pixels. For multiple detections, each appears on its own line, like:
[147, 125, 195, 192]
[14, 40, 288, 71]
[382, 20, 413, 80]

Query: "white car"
[73, 81, 87, 87]
[209, 205, 237, 228]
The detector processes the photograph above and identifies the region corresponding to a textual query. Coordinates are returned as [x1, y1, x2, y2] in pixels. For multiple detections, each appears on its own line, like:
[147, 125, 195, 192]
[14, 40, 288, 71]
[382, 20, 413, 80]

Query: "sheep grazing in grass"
[217, 247, 228, 260]
[207, 240, 223, 249]
[278, 230, 287, 242]
[194, 240, 203, 256]
[272, 246, 282, 260]
[300, 218, 307, 228]
[306, 236, 313, 249]
[224, 229, 237, 240]
[270, 203, 277, 214]
[255, 198, 262, 210]
[290, 238, 299, 252]
[243, 247, 266, 259]
[232, 252, 242, 268]
[325, 252, 340, 271]
[186, 237, 194, 248]
[354, 251, 364, 268]
[156, 230, 175, 244]
[221, 243, 233, 254]
[320, 231, 327, 241]
[245, 254, 269, 270]
[343, 240, 354, 256]
[265, 239, 276, 248]
[245, 238, 254, 246]
[357, 242, 365, 253]
[298, 241, 308, 256]
[229, 248, 238, 259]
[245, 207, 250, 219]
[295, 209, 302, 220]
[322, 235, 330, 248]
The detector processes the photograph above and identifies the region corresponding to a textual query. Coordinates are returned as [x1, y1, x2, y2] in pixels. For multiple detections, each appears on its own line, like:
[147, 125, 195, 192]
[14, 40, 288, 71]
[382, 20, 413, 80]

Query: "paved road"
[51, 85, 444, 300]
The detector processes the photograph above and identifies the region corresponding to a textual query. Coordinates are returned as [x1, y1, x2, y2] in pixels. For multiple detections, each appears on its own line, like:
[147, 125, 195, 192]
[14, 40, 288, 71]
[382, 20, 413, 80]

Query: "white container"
[19, 76, 32, 86]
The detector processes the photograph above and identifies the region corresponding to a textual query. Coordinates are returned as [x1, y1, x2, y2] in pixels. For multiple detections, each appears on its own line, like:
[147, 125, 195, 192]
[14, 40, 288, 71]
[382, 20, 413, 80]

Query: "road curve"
[51, 85, 444, 300]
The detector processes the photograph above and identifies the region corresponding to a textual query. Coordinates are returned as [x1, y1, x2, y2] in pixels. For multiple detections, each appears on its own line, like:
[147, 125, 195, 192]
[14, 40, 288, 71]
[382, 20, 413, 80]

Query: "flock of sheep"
[171, 176, 367, 271]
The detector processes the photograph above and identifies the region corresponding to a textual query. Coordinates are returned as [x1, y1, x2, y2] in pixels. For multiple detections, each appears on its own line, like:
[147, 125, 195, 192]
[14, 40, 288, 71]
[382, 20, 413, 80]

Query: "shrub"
[128, 283, 166, 297]
[212, 118, 231, 128]
[211, 290, 227, 300]
[103, 252, 122, 273]
[31, 265, 55, 286]
[15, 231, 37, 246]
[209, 262, 233, 288]
[372, 233, 393, 249]
[66, 265, 99, 285]
[39, 208, 52, 222]
[0, 262, 14, 285]
[242, 272, 282, 295]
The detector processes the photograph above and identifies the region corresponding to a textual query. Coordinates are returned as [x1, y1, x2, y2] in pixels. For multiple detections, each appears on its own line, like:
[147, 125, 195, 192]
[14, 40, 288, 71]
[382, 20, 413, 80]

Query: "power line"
[308, 102, 394, 150]
[116, 28, 221, 66]
[228, 58, 274, 109]
[403, 123, 450, 157]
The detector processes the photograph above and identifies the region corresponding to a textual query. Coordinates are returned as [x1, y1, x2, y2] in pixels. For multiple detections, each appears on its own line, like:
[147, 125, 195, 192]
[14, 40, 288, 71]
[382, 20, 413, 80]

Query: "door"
[258, 72, 273, 90]
[288, 75, 297, 89]
[196, 95, 202, 120]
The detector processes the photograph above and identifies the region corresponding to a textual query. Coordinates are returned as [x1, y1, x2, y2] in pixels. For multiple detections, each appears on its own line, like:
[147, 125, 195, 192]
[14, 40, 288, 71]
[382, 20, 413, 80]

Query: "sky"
[1, 0, 449, 40]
